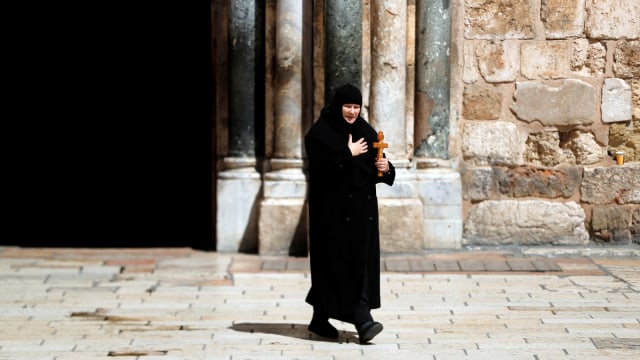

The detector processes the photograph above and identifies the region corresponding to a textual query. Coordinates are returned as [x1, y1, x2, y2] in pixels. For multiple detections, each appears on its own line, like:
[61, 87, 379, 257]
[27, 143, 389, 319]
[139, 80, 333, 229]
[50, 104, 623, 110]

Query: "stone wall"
[213, 0, 639, 253]
[459, 0, 640, 245]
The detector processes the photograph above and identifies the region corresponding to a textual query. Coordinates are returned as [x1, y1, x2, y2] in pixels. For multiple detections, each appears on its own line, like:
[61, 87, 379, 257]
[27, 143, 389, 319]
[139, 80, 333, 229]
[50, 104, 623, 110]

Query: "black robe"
[304, 107, 395, 323]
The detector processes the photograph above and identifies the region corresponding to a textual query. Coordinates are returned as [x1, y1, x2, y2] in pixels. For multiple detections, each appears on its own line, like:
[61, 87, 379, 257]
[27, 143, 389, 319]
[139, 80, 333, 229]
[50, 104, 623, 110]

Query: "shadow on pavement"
[230, 322, 358, 343]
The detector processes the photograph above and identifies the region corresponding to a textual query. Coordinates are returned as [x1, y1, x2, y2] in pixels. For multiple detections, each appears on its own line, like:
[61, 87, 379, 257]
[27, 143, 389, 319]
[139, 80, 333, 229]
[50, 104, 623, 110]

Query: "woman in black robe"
[304, 84, 395, 343]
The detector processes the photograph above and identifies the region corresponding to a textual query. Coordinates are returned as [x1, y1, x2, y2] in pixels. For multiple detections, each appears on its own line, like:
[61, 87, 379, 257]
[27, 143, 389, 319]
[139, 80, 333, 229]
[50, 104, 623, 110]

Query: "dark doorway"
[7, 2, 214, 249]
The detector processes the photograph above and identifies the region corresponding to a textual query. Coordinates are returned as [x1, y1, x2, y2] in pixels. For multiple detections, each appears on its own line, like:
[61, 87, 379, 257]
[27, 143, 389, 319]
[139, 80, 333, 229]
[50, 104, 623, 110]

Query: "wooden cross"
[373, 131, 388, 177]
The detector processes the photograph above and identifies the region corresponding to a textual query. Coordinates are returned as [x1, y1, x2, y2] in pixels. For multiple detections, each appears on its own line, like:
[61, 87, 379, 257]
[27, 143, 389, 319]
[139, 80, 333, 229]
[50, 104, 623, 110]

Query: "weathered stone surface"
[608, 122, 629, 147]
[415, 0, 451, 159]
[370, 0, 407, 158]
[614, 40, 640, 79]
[580, 164, 640, 204]
[561, 131, 605, 165]
[324, 0, 362, 102]
[379, 199, 424, 253]
[464, 0, 535, 40]
[462, 121, 521, 165]
[602, 78, 633, 123]
[463, 42, 480, 83]
[632, 208, 640, 243]
[585, 0, 640, 40]
[462, 166, 493, 201]
[591, 205, 633, 244]
[541, 0, 585, 39]
[496, 166, 581, 198]
[571, 39, 606, 77]
[511, 79, 597, 127]
[274, 0, 303, 159]
[463, 200, 589, 245]
[228, 0, 263, 157]
[476, 41, 519, 82]
[462, 83, 501, 120]
[634, 78, 640, 120]
[524, 131, 573, 166]
[618, 189, 640, 204]
[608, 121, 640, 162]
[520, 41, 570, 79]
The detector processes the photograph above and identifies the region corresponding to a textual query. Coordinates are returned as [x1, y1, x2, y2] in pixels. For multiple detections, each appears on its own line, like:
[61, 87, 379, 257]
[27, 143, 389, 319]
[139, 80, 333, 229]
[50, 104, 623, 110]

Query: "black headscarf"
[319, 84, 377, 184]
[322, 84, 368, 140]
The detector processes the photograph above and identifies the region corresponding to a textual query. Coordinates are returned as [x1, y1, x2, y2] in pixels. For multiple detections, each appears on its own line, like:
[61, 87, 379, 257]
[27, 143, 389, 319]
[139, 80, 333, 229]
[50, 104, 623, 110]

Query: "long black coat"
[304, 110, 395, 323]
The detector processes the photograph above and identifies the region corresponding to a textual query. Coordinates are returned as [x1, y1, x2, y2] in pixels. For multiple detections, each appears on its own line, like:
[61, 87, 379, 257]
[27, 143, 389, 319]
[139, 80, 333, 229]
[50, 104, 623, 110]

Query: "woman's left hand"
[375, 157, 389, 174]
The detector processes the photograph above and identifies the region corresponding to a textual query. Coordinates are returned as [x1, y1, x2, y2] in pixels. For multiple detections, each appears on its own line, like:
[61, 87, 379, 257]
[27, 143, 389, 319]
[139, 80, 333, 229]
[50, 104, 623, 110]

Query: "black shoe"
[357, 321, 383, 343]
[308, 319, 339, 338]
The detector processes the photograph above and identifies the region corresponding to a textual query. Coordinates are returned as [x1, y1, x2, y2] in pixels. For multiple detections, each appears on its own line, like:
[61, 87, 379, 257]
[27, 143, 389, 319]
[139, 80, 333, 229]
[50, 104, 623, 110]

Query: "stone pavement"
[1, 246, 639, 360]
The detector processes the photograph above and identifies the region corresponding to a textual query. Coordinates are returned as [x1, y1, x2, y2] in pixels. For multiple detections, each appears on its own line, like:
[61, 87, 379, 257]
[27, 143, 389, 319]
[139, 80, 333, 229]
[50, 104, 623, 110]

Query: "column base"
[215, 158, 262, 253]
[416, 167, 463, 249]
[379, 198, 424, 253]
[258, 198, 308, 256]
[258, 163, 308, 255]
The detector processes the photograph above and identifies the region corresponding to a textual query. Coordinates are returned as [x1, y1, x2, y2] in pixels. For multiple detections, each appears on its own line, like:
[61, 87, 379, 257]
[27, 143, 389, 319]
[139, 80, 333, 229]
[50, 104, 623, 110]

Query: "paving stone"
[1, 247, 639, 359]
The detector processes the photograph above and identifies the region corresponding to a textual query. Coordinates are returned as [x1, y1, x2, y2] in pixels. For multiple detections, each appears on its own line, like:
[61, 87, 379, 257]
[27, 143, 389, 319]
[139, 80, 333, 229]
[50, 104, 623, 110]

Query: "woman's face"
[342, 104, 361, 124]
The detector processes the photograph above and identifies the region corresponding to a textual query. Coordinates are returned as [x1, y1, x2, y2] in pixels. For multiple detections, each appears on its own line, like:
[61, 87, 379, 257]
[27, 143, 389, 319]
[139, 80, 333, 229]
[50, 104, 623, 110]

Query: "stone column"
[259, 0, 308, 255]
[415, 0, 461, 249]
[415, 0, 451, 159]
[324, 0, 362, 103]
[369, 0, 407, 159]
[368, 0, 424, 253]
[216, 0, 264, 252]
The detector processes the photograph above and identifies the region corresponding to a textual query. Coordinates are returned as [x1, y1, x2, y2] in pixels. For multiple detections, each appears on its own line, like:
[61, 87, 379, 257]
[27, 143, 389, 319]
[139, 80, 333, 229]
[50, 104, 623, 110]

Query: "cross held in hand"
[373, 131, 388, 176]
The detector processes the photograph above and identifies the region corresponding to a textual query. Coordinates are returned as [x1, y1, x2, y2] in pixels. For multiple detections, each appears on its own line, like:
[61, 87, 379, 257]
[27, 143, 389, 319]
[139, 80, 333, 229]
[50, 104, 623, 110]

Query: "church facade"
[212, 0, 640, 254]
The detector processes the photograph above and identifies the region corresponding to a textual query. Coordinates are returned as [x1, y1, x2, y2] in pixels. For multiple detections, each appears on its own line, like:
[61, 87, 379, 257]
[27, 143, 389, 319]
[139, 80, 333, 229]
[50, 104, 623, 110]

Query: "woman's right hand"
[348, 134, 368, 157]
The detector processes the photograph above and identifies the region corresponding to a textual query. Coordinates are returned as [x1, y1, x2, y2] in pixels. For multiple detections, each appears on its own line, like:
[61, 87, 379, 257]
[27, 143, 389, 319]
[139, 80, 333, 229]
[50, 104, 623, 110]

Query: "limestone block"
[560, 131, 605, 165]
[462, 83, 501, 120]
[216, 172, 262, 253]
[511, 80, 597, 126]
[476, 41, 519, 82]
[378, 198, 423, 253]
[464, 0, 535, 40]
[463, 42, 480, 83]
[591, 205, 633, 244]
[520, 41, 570, 79]
[524, 131, 574, 166]
[541, 0, 585, 39]
[462, 121, 521, 165]
[580, 164, 640, 204]
[602, 78, 632, 123]
[585, 0, 640, 40]
[424, 220, 463, 249]
[462, 166, 493, 201]
[496, 166, 581, 198]
[416, 169, 463, 206]
[571, 39, 606, 76]
[463, 200, 589, 245]
[258, 198, 307, 256]
[614, 40, 640, 79]
[416, 169, 463, 249]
